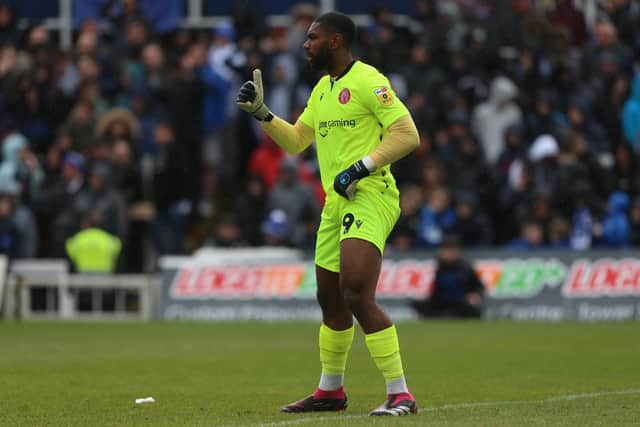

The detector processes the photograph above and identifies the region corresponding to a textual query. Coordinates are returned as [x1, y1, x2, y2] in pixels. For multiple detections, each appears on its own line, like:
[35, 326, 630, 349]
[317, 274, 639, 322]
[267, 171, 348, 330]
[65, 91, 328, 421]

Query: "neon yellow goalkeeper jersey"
[298, 60, 410, 195]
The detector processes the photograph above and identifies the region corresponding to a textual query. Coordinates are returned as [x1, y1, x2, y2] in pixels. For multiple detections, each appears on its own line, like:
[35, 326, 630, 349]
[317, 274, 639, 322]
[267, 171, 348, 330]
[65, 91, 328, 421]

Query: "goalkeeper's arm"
[333, 114, 420, 200]
[236, 69, 314, 154]
[260, 117, 314, 155]
[363, 114, 420, 171]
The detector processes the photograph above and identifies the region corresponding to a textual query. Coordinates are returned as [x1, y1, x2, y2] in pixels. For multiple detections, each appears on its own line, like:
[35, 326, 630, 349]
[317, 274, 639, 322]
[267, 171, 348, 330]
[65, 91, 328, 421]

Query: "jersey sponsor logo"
[374, 86, 393, 106]
[339, 88, 351, 104]
[318, 118, 357, 138]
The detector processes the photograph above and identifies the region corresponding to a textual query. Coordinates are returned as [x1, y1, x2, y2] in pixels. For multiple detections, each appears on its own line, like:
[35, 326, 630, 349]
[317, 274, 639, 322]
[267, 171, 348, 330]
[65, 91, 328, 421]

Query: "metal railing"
[3, 260, 157, 320]
[41, 0, 415, 50]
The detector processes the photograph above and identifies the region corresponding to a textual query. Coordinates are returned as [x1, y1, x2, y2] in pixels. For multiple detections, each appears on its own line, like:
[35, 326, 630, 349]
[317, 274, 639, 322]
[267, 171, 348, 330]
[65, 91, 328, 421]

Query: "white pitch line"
[235, 388, 640, 427]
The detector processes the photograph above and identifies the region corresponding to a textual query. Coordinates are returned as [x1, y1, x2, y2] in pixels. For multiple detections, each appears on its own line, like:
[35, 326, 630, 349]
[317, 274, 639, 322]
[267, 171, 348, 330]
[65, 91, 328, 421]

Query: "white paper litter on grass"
[135, 397, 155, 404]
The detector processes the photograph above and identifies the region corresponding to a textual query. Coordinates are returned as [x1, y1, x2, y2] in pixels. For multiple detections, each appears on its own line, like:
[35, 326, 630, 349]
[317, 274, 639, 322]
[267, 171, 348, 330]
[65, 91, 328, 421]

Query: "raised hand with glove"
[236, 69, 273, 122]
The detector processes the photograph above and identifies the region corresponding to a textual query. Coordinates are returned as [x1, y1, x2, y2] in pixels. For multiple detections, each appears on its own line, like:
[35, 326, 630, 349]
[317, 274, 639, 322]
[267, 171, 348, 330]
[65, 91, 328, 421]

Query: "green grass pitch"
[1, 321, 639, 426]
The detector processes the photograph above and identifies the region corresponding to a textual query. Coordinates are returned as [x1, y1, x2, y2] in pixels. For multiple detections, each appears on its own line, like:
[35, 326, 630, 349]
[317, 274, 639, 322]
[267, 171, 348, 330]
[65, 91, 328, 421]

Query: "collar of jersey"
[330, 60, 357, 83]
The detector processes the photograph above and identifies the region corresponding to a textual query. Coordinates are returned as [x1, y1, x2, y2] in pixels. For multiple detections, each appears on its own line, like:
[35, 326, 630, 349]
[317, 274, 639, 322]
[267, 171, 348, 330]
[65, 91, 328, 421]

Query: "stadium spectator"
[265, 158, 319, 249]
[451, 133, 493, 205]
[564, 96, 609, 154]
[525, 91, 563, 142]
[60, 100, 97, 153]
[111, 139, 141, 203]
[630, 198, 640, 246]
[412, 235, 484, 318]
[96, 107, 140, 146]
[248, 137, 284, 192]
[101, 0, 145, 45]
[505, 220, 545, 250]
[207, 214, 244, 247]
[65, 213, 121, 273]
[452, 192, 492, 247]
[261, 209, 288, 247]
[0, 179, 37, 258]
[33, 151, 83, 255]
[71, 163, 128, 245]
[471, 76, 522, 165]
[613, 144, 640, 197]
[527, 134, 559, 196]
[0, 2, 17, 44]
[0, 188, 17, 257]
[548, 215, 571, 248]
[233, 175, 266, 246]
[594, 191, 631, 247]
[389, 184, 422, 251]
[622, 73, 640, 152]
[166, 48, 207, 205]
[140, 42, 168, 107]
[0, 130, 44, 199]
[149, 121, 189, 255]
[569, 182, 597, 250]
[545, 0, 588, 46]
[416, 187, 456, 247]
[496, 124, 526, 177]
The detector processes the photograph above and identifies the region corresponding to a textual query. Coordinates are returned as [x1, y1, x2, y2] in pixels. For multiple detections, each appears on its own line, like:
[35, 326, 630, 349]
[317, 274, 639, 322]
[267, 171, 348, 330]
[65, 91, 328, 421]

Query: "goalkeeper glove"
[333, 156, 376, 201]
[236, 69, 273, 121]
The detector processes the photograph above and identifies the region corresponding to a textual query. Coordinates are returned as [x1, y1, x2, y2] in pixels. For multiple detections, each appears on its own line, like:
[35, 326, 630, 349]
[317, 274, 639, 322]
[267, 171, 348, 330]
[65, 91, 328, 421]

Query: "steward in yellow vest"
[65, 226, 121, 273]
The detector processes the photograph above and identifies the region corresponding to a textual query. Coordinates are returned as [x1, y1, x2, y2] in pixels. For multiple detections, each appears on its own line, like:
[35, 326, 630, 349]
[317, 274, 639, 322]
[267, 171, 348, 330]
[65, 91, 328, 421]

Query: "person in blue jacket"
[594, 191, 630, 247]
[622, 73, 640, 153]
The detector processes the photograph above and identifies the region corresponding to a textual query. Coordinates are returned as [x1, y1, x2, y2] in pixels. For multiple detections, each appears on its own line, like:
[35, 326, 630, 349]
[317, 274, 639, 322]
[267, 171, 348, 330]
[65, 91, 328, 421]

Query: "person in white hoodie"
[471, 76, 522, 165]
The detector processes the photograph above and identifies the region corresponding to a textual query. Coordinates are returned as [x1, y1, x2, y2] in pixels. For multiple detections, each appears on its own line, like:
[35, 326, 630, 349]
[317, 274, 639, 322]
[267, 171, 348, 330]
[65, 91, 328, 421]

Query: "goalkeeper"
[237, 11, 420, 416]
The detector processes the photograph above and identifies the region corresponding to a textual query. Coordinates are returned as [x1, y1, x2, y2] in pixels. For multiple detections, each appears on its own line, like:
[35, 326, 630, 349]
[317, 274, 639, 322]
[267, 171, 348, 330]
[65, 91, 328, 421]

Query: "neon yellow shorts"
[315, 176, 400, 273]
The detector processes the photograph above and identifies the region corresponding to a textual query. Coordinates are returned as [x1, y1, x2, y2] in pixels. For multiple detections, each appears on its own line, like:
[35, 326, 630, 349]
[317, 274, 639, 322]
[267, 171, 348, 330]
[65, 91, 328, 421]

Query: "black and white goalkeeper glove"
[236, 69, 273, 121]
[333, 156, 376, 201]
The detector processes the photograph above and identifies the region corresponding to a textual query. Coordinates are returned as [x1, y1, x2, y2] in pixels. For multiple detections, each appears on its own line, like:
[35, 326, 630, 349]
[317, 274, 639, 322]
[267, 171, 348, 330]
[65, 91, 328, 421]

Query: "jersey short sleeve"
[360, 71, 409, 129]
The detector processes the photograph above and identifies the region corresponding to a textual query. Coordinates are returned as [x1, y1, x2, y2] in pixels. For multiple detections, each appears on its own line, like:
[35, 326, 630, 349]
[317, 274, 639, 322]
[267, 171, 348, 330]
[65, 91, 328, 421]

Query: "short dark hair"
[440, 234, 460, 250]
[314, 11, 356, 48]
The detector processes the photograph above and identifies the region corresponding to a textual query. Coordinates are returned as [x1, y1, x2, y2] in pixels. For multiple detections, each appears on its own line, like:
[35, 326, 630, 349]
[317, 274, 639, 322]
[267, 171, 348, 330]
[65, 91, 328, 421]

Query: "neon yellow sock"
[365, 325, 407, 392]
[319, 323, 354, 382]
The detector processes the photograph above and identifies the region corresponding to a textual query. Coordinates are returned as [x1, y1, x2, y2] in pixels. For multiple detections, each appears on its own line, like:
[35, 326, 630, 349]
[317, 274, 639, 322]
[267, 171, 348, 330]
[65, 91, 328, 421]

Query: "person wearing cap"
[412, 235, 484, 318]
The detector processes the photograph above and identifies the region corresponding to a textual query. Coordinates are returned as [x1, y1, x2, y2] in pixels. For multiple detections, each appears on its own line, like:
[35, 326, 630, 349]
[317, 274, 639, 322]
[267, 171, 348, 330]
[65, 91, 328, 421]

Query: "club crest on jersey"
[339, 88, 351, 104]
[374, 87, 393, 106]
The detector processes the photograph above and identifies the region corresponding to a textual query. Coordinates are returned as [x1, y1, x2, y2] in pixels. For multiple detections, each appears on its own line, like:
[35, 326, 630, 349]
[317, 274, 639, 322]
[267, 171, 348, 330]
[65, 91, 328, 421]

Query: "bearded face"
[303, 22, 335, 71]
[309, 41, 331, 70]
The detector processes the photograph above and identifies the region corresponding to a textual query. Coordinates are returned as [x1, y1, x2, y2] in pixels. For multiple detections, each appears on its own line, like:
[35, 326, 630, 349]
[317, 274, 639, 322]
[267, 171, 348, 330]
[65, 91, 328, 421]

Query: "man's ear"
[329, 33, 343, 50]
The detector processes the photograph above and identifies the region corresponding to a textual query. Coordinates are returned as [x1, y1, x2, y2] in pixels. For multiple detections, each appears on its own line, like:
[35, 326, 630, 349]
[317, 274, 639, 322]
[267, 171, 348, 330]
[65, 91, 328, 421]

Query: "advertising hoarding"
[157, 250, 640, 321]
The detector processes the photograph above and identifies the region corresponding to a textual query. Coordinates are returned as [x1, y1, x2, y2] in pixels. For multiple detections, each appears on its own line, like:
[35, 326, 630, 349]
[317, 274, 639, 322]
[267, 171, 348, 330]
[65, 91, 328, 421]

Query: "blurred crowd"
[0, 0, 640, 271]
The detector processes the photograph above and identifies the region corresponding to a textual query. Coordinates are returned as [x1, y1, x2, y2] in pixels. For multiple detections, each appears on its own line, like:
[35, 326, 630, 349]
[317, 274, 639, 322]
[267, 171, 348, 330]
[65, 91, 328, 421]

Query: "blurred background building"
[0, 0, 639, 273]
